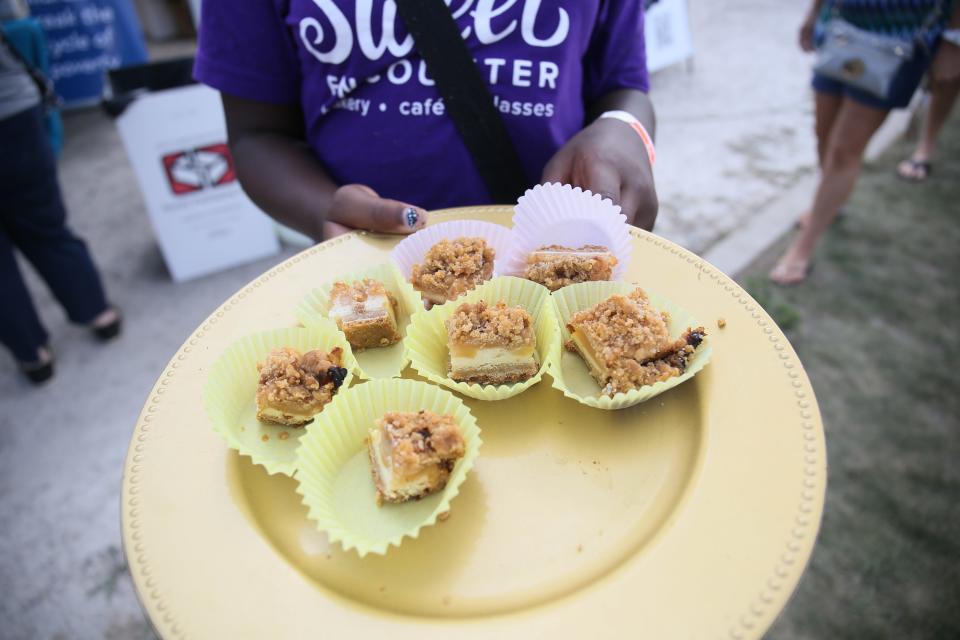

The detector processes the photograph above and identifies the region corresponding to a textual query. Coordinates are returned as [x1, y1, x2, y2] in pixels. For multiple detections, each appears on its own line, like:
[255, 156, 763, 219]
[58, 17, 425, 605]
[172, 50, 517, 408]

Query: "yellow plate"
[121, 207, 826, 639]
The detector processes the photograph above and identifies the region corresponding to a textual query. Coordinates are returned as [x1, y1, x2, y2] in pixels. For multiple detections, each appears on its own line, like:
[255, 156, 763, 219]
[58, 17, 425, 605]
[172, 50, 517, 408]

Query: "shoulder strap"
[394, 0, 529, 203]
[0, 29, 59, 111]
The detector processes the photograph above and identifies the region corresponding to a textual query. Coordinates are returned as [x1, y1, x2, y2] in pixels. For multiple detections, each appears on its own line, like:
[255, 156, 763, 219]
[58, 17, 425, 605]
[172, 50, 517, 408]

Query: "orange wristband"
[598, 110, 656, 169]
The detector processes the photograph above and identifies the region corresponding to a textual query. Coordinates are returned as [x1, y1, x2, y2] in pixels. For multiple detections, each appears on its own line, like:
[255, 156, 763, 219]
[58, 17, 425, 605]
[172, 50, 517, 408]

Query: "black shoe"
[22, 361, 55, 384]
[19, 347, 55, 385]
[91, 309, 122, 341]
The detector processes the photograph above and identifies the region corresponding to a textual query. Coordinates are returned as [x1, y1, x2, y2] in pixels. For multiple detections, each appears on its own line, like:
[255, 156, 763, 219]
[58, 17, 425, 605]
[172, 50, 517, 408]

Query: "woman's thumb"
[329, 184, 428, 234]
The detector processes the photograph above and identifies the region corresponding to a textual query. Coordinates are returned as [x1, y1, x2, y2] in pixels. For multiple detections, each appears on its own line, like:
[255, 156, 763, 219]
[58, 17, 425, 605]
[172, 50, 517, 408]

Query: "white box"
[116, 84, 280, 282]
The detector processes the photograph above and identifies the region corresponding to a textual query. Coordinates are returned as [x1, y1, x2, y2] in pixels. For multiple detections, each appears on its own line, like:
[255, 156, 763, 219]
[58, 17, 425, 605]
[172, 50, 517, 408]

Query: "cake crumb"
[718, 317, 727, 328]
[278, 431, 289, 440]
[438, 510, 451, 522]
[261, 434, 269, 442]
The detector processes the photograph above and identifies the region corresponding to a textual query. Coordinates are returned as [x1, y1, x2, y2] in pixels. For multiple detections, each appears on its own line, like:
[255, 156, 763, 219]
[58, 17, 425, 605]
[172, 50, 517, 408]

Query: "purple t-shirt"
[195, 0, 648, 209]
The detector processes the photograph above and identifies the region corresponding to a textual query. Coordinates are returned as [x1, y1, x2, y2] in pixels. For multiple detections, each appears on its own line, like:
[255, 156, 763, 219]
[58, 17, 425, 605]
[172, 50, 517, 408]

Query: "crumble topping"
[524, 244, 617, 291]
[380, 410, 465, 477]
[257, 347, 347, 406]
[330, 278, 397, 317]
[331, 278, 390, 305]
[565, 288, 706, 394]
[445, 300, 534, 349]
[411, 237, 494, 298]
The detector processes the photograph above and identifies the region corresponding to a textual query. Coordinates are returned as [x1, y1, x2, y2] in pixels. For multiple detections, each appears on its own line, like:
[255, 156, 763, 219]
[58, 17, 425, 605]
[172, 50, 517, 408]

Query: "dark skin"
[223, 88, 657, 241]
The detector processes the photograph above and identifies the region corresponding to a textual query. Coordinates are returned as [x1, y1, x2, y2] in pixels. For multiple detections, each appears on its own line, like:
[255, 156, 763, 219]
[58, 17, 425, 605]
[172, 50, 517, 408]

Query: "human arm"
[800, 0, 827, 52]
[541, 0, 658, 230]
[222, 94, 427, 241]
[542, 88, 658, 230]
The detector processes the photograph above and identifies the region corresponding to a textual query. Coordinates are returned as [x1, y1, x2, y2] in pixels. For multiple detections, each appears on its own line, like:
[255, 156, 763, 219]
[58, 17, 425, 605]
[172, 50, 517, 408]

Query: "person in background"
[896, 58, 960, 181]
[194, 1, 658, 241]
[772, 0, 959, 285]
[0, 34, 121, 384]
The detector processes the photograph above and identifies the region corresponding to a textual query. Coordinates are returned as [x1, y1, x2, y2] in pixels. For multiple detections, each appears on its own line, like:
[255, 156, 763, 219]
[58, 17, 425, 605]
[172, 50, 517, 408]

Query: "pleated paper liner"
[294, 378, 482, 557]
[501, 182, 633, 281]
[389, 219, 512, 300]
[295, 262, 422, 380]
[404, 276, 560, 401]
[549, 281, 712, 410]
[203, 326, 357, 476]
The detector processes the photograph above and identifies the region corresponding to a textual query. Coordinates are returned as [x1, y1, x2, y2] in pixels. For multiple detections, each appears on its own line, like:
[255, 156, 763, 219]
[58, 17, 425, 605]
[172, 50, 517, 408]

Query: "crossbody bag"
[814, 0, 945, 100]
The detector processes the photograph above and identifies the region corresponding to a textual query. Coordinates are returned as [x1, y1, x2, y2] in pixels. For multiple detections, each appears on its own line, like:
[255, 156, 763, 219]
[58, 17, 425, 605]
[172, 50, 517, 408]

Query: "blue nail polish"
[404, 207, 419, 228]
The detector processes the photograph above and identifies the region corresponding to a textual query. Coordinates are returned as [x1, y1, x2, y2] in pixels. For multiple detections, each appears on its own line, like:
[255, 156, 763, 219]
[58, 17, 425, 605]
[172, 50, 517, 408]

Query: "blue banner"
[26, 0, 148, 106]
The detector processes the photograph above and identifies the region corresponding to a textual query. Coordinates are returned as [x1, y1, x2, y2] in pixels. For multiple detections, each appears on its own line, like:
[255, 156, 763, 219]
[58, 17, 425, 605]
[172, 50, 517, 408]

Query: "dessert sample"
[255, 347, 348, 426]
[565, 288, 705, 396]
[523, 244, 618, 291]
[367, 410, 466, 505]
[445, 300, 539, 385]
[411, 237, 495, 305]
[328, 278, 402, 349]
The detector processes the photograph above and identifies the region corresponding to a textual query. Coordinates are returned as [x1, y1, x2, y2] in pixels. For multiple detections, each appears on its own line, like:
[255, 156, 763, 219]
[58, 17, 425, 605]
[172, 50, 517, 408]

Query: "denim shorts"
[812, 46, 934, 110]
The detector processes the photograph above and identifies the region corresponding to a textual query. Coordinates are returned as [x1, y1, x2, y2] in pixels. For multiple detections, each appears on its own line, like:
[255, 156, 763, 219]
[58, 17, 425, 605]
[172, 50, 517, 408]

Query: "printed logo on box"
[161, 143, 237, 195]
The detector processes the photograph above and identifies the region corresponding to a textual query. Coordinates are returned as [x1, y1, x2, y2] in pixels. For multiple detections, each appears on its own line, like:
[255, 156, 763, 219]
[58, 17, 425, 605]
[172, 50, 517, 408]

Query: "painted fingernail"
[404, 207, 420, 228]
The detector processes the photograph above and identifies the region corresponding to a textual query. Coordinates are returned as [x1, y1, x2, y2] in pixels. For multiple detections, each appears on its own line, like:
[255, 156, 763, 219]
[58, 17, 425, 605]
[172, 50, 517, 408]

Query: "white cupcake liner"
[503, 182, 632, 282]
[389, 220, 512, 286]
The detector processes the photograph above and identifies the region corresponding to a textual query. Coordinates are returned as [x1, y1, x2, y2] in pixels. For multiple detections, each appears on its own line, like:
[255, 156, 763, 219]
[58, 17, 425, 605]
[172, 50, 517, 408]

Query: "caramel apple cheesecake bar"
[328, 278, 402, 349]
[255, 347, 348, 426]
[524, 244, 618, 291]
[411, 237, 495, 305]
[565, 288, 705, 396]
[367, 410, 466, 505]
[445, 300, 538, 385]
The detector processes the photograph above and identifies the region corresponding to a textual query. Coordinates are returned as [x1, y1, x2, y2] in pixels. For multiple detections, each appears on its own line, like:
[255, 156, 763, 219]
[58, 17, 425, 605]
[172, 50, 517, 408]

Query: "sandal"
[770, 258, 814, 286]
[896, 158, 932, 182]
[90, 307, 122, 341]
[19, 346, 55, 385]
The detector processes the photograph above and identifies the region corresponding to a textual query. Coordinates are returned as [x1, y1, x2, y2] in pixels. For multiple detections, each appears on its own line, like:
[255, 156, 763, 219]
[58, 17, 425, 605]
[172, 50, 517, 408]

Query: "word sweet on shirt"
[300, 0, 571, 64]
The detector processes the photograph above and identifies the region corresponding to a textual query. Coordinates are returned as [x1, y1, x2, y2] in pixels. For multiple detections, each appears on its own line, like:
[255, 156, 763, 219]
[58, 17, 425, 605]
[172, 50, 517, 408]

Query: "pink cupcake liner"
[389, 219, 512, 281]
[502, 182, 632, 281]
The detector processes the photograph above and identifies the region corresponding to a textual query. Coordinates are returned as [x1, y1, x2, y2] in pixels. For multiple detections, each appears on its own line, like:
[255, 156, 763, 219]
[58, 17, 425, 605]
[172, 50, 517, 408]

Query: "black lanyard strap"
[394, 0, 530, 203]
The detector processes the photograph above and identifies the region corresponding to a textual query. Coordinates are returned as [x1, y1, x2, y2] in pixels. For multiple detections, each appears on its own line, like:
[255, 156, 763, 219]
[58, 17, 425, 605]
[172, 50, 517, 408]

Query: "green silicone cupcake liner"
[295, 378, 482, 557]
[295, 262, 424, 380]
[203, 326, 357, 476]
[549, 281, 712, 410]
[404, 276, 560, 401]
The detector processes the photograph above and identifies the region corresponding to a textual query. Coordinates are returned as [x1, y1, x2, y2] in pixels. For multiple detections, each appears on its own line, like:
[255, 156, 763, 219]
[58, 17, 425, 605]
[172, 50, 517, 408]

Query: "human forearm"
[230, 132, 336, 240]
[807, 0, 826, 19]
[543, 87, 658, 229]
[587, 88, 656, 142]
[221, 93, 426, 240]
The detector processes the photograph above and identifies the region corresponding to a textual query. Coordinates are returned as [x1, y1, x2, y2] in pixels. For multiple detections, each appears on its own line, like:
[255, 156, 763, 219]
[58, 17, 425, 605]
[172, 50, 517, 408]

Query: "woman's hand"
[931, 40, 960, 85]
[321, 184, 427, 239]
[799, 15, 817, 53]
[541, 118, 658, 230]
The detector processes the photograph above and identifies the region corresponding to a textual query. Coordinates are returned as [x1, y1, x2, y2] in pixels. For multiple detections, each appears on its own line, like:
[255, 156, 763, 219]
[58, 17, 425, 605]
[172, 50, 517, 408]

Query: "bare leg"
[916, 79, 960, 158]
[798, 90, 843, 227]
[815, 90, 844, 167]
[771, 98, 889, 284]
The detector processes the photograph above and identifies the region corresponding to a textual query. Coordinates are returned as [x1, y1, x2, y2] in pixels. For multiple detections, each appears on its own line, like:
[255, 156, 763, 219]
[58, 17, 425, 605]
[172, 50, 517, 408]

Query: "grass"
[746, 110, 960, 640]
